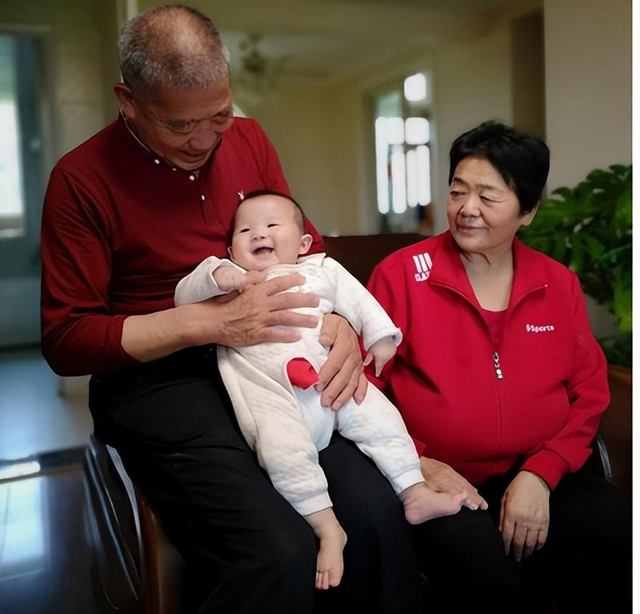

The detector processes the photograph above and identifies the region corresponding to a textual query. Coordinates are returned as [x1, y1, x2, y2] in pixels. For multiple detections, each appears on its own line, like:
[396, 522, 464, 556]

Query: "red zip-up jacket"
[367, 231, 609, 490]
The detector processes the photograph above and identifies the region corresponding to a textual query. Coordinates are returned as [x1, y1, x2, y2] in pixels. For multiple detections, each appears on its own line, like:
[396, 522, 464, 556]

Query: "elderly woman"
[368, 122, 630, 613]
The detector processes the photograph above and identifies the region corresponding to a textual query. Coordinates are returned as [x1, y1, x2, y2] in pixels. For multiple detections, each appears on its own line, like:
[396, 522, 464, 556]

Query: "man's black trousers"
[89, 346, 426, 614]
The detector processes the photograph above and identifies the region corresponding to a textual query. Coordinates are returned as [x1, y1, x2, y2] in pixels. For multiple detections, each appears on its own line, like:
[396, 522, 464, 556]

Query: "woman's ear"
[298, 234, 314, 256]
[521, 204, 539, 227]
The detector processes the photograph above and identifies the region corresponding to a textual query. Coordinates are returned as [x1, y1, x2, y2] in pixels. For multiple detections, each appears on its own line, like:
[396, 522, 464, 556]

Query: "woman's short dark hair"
[448, 121, 550, 214]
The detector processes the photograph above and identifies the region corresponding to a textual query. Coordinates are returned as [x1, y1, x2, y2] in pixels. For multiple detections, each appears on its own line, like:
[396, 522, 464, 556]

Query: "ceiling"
[139, 0, 542, 84]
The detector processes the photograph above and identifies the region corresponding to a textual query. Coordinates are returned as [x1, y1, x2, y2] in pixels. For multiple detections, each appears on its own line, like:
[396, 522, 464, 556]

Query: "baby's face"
[228, 195, 313, 270]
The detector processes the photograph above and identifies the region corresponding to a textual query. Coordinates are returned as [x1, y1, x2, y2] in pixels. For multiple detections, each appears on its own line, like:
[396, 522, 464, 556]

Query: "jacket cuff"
[521, 450, 570, 491]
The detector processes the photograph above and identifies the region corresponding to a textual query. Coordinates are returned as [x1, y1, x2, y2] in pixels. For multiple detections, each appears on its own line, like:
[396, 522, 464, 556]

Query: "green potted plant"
[519, 164, 632, 369]
[520, 164, 632, 495]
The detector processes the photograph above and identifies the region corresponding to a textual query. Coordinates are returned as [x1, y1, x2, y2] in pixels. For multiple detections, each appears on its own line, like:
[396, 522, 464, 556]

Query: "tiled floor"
[0, 467, 95, 614]
[0, 347, 97, 613]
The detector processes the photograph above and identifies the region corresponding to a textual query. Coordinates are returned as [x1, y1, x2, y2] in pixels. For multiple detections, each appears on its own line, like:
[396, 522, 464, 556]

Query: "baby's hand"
[213, 266, 248, 293]
[243, 269, 267, 289]
[364, 337, 397, 377]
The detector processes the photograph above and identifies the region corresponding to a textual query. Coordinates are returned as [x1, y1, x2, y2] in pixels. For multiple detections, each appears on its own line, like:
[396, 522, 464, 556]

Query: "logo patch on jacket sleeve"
[412, 252, 432, 282]
[526, 324, 555, 333]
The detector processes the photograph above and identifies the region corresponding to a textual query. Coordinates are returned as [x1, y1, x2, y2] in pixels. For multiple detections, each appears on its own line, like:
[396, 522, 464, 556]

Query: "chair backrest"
[322, 233, 424, 285]
[84, 434, 186, 614]
[84, 435, 143, 614]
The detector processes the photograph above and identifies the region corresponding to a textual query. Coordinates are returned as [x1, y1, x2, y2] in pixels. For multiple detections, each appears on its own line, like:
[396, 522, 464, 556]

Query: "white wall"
[245, 82, 361, 235]
[544, 0, 631, 190]
[249, 22, 518, 237]
[430, 23, 514, 233]
[543, 0, 630, 338]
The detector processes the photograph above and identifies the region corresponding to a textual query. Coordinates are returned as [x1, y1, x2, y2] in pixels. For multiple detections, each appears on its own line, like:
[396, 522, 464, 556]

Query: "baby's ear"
[299, 234, 313, 256]
[227, 245, 234, 260]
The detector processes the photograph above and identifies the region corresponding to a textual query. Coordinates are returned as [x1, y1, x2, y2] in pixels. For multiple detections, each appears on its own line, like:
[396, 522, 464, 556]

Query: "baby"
[174, 191, 467, 590]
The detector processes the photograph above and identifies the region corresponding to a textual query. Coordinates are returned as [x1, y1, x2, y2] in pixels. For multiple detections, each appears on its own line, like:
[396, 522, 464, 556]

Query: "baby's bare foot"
[402, 483, 467, 525]
[315, 524, 348, 590]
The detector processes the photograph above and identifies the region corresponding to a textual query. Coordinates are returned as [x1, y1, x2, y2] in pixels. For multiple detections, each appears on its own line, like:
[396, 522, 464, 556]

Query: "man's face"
[228, 195, 313, 271]
[119, 78, 234, 170]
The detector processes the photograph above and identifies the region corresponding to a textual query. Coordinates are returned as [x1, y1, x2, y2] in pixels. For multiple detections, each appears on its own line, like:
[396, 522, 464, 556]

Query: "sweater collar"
[429, 230, 548, 309]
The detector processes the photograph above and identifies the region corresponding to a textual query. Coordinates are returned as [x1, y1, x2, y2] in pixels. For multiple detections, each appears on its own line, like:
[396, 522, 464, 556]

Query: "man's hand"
[212, 273, 320, 345]
[317, 314, 367, 411]
[364, 336, 396, 377]
[499, 471, 550, 561]
[123, 273, 319, 363]
[420, 457, 488, 511]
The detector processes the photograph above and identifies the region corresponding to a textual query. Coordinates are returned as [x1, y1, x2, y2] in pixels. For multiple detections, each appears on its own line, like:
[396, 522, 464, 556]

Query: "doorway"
[0, 32, 48, 347]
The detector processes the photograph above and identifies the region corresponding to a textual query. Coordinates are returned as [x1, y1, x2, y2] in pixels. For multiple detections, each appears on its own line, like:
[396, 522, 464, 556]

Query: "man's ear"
[299, 234, 313, 256]
[114, 82, 136, 120]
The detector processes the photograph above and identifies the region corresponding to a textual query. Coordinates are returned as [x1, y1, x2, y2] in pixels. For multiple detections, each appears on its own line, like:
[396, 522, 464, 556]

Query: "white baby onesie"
[174, 253, 423, 515]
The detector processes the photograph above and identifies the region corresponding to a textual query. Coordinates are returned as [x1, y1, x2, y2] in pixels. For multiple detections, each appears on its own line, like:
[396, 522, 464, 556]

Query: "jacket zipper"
[493, 351, 504, 380]
[429, 277, 547, 459]
[429, 280, 548, 381]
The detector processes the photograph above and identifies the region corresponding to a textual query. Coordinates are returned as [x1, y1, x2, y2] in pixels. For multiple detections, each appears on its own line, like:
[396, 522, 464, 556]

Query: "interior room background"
[0, 0, 631, 354]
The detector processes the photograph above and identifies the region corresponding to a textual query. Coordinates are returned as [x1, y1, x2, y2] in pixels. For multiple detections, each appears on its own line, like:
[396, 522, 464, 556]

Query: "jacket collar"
[428, 230, 548, 309]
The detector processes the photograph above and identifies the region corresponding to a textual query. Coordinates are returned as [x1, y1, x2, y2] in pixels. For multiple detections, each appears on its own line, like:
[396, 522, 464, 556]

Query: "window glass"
[0, 35, 26, 238]
[372, 75, 432, 230]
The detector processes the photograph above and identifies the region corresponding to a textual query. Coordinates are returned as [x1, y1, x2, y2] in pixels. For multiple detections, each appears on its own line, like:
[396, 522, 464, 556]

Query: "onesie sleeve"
[521, 273, 610, 490]
[174, 256, 245, 305]
[323, 257, 402, 351]
[366, 258, 427, 456]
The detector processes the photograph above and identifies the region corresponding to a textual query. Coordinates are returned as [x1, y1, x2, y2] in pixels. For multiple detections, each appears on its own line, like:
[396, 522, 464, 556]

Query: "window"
[0, 35, 26, 238]
[372, 72, 433, 233]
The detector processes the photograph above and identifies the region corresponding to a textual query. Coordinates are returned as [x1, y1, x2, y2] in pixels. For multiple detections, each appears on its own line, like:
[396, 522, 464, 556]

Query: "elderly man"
[40, 5, 424, 613]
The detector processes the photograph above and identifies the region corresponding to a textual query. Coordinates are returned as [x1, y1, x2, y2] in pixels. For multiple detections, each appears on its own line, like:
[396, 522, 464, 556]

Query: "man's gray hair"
[118, 5, 230, 95]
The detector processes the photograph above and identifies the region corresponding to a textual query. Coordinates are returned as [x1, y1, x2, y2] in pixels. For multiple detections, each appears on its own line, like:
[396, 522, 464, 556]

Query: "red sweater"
[41, 116, 322, 375]
[367, 232, 609, 490]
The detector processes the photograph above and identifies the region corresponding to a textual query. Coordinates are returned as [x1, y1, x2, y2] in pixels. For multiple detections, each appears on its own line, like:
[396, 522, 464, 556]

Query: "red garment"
[286, 358, 320, 390]
[41, 116, 322, 375]
[367, 231, 609, 490]
[481, 307, 507, 347]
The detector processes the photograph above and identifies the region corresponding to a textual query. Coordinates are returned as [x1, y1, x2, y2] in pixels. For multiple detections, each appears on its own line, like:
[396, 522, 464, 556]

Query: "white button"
[154, 159, 160, 165]
[189, 175, 195, 181]
[201, 194, 205, 201]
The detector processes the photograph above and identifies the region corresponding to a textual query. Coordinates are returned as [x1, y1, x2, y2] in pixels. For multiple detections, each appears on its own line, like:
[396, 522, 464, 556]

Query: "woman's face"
[446, 156, 536, 258]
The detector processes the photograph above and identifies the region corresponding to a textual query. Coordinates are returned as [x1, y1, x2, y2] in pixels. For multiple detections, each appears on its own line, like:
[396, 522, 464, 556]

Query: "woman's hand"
[317, 314, 368, 411]
[420, 457, 488, 511]
[499, 471, 550, 561]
